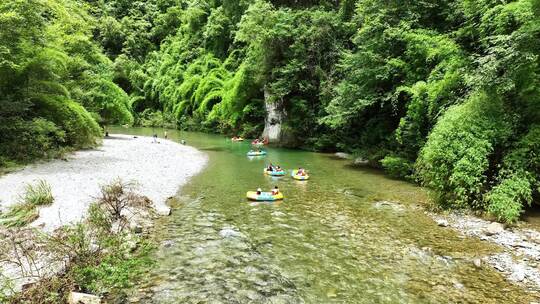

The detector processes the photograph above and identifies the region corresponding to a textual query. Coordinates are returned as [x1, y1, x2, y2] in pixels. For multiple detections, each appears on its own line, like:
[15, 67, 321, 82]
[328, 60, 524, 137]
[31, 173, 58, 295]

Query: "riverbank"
[430, 210, 540, 292]
[0, 134, 207, 232]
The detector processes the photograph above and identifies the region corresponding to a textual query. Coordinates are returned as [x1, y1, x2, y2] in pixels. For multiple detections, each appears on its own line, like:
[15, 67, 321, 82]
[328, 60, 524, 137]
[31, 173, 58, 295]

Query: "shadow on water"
[198, 146, 228, 152]
[521, 202, 540, 230]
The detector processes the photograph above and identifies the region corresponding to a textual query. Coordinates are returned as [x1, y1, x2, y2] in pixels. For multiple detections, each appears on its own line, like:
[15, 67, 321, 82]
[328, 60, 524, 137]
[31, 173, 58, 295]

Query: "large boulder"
[484, 222, 505, 236]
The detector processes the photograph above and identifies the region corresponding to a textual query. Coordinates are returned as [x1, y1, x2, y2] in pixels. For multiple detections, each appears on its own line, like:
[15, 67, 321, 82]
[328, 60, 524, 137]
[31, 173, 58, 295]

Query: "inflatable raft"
[291, 169, 309, 180]
[264, 168, 286, 176]
[247, 150, 267, 156]
[246, 191, 284, 201]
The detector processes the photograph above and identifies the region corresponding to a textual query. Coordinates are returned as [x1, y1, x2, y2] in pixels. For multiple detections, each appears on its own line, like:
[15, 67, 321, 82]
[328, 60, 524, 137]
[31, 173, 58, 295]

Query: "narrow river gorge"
[112, 127, 538, 304]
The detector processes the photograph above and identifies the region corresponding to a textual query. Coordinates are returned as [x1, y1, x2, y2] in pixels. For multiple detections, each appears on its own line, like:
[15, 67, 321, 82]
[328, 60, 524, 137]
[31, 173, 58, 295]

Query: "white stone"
[509, 266, 526, 282]
[334, 152, 351, 159]
[353, 157, 369, 165]
[484, 222, 505, 236]
[68, 292, 101, 304]
[219, 228, 243, 238]
[436, 219, 449, 227]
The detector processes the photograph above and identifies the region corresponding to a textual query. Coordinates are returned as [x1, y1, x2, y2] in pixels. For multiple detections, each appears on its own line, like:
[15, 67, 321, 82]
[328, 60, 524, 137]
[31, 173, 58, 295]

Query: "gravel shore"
[0, 134, 207, 231]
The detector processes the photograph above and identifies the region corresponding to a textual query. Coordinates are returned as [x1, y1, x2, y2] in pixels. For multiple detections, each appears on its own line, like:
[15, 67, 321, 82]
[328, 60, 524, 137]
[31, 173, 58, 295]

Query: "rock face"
[261, 87, 285, 145]
[68, 292, 101, 304]
[261, 86, 297, 146]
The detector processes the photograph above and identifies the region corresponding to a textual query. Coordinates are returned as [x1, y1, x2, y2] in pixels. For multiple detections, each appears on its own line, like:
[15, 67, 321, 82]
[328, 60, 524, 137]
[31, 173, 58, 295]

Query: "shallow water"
[112, 127, 538, 303]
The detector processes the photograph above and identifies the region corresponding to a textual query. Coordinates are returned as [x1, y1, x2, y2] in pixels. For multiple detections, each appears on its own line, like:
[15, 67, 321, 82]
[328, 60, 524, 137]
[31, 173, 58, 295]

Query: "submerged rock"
[373, 201, 404, 212]
[163, 240, 175, 248]
[219, 228, 244, 238]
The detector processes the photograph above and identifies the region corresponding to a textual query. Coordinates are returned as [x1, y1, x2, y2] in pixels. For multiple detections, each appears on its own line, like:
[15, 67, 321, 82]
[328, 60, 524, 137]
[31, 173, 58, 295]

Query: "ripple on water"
[137, 203, 301, 304]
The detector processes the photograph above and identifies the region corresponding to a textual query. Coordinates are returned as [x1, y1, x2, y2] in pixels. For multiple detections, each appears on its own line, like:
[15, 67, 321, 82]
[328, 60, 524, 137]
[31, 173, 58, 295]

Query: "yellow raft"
[291, 170, 310, 180]
[246, 191, 284, 201]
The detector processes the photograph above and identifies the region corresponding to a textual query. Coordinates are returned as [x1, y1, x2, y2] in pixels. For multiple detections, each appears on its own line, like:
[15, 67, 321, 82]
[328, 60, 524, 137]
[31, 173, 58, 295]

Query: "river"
[111, 127, 537, 303]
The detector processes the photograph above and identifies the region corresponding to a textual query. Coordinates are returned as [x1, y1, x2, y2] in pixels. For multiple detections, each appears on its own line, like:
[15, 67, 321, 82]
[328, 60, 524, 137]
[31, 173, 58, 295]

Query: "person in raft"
[267, 163, 274, 171]
[256, 188, 262, 195]
[298, 168, 306, 176]
[276, 165, 283, 172]
[272, 186, 279, 195]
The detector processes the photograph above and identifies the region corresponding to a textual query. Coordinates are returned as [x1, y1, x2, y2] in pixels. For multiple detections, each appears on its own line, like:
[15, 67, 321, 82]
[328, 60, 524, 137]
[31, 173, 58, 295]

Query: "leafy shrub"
[483, 126, 540, 222]
[33, 96, 102, 149]
[136, 109, 176, 128]
[0, 118, 66, 163]
[381, 156, 413, 179]
[416, 92, 513, 208]
[485, 175, 532, 223]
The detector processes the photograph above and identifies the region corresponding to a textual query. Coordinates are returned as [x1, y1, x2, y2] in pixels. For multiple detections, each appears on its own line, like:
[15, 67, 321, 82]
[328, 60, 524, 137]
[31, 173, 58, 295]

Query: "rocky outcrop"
[261, 86, 296, 146]
[261, 87, 285, 144]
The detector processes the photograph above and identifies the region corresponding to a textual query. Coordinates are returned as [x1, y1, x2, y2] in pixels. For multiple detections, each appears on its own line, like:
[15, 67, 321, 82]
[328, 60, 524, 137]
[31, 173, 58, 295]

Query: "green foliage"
[72, 244, 152, 294]
[0, 180, 54, 227]
[484, 125, 540, 221]
[417, 93, 513, 208]
[0, 0, 135, 166]
[3, 180, 155, 302]
[381, 156, 413, 179]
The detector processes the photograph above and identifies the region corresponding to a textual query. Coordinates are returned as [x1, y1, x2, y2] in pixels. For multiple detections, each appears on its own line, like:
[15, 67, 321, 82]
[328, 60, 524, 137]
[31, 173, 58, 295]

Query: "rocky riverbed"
[431, 211, 540, 293]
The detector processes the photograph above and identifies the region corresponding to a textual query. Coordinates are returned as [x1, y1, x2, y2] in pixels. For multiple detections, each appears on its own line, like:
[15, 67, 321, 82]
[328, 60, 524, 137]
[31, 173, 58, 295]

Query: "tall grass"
[0, 180, 54, 227]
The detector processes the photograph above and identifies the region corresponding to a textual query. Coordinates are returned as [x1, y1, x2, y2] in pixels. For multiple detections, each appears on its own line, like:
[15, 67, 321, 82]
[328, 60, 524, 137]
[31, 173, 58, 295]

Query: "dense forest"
[1, 0, 539, 222]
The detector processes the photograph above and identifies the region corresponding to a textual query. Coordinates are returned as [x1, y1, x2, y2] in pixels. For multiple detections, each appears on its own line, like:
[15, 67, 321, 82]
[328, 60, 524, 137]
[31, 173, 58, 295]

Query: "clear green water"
[111, 127, 537, 303]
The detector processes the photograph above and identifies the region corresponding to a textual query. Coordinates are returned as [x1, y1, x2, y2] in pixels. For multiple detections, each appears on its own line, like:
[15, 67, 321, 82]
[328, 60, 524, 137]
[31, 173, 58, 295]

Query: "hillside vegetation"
[1, 0, 539, 222]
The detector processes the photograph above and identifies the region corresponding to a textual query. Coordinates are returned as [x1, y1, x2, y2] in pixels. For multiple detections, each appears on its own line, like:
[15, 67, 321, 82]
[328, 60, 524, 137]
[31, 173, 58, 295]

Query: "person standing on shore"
[164, 131, 168, 139]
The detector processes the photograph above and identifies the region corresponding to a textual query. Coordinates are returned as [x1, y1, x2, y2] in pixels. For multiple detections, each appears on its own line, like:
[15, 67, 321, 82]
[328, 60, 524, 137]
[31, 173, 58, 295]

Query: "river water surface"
[113, 127, 537, 303]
